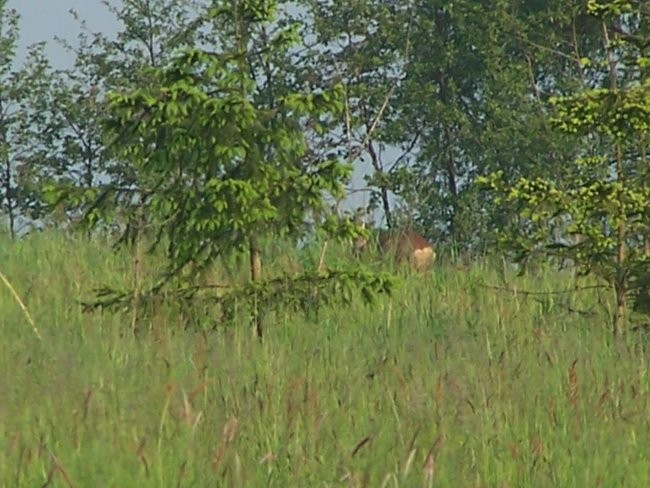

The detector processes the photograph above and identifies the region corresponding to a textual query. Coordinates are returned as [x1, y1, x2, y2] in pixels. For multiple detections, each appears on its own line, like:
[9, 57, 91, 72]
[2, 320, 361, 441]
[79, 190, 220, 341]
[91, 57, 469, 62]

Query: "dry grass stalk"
[531, 436, 544, 467]
[567, 358, 579, 410]
[176, 460, 187, 488]
[435, 374, 445, 409]
[223, 416, 239, 443]
[5, 432, 20, 455]
[212, 416, 239, 470]
[180, 389, 203, 433]
[339, 471, 352, 483]
[317, 238, 329, 273]
[351, 436, 371, 457]
[0, 269, 40, 339]
[386, 299, 393, 328]
[259, 451, 276, 464]
[82, 389, 93, 421]
[597, 386, 611, 418]
[44, 450, 76, 488]
[422, 453, 435, 488]
[381, 473, 398, 488]
[136, 438, 150, 477]
[422, 431, 445, 488]
[403, 448, 417, 477]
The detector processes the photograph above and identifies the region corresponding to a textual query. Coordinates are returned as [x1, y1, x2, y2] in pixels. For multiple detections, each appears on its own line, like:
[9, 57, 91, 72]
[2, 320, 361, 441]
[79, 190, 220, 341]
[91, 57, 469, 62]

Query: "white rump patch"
[413, 247, 435, 271]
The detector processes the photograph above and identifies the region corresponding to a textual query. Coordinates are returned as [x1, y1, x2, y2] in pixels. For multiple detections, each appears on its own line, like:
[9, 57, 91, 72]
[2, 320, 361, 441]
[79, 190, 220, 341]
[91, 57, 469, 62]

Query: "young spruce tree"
[99, 0, 392, 336]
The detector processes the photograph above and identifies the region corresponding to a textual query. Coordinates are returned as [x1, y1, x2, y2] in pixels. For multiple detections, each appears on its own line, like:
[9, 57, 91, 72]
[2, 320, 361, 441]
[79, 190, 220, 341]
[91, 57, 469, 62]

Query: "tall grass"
[1, 232, 649, 487]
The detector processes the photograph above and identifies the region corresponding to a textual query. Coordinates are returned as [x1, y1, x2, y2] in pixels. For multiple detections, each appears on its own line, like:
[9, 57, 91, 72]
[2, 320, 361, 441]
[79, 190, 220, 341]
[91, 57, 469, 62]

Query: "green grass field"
[1, 232, 649, 487]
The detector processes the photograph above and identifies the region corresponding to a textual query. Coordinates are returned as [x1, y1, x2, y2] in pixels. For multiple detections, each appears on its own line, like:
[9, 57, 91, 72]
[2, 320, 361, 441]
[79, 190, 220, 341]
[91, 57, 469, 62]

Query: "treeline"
[0, 0, 647, 335]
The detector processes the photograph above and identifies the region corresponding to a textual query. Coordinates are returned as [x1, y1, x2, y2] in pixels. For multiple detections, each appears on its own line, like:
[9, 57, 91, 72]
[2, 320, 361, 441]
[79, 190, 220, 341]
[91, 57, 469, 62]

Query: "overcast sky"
[10, 0, 119, 66]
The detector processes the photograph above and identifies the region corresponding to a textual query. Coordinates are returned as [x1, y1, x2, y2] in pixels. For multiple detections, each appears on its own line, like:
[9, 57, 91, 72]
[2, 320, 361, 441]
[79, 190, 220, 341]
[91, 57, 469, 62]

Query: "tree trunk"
[433, 7, 461, 244]
[603, 21, 627, 338]
[613, 150, 626, 338]
[233, 2, 263, 339]
[443, 124, 461, 243]
[249, 235, 263, 338]
[366, 139, 393, 229]
[0, 98, 15, 239]
[130, 199, 145, 332]
[380, 186, 392, 229]
[2, 158, 15, 240]
[613, 278, 625, 338]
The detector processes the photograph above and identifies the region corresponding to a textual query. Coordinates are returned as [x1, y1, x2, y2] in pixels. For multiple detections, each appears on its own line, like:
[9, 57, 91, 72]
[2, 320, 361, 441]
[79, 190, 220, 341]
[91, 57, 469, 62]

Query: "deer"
[354, 227, 436, 273]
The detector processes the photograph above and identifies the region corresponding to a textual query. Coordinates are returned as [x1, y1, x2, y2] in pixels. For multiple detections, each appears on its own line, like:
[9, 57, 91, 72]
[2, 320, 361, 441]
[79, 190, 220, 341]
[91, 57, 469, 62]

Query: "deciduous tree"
[480, 0, 649, 336]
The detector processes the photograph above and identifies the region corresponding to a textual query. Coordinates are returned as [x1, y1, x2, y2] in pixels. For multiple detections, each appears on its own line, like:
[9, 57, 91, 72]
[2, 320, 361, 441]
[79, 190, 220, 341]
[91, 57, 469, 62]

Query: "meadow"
[1, 232, 649, 487]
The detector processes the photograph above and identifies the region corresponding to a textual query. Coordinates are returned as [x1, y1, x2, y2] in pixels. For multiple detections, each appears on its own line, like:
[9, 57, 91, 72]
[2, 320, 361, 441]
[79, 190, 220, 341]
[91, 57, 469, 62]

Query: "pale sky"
[10, 0, 119, 66]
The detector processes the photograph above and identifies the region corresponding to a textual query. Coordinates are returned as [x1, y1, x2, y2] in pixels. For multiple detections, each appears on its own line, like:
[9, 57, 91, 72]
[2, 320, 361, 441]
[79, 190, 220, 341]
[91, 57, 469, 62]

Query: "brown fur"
[378, 230, 435, 273]
[356, 229, 435, 273]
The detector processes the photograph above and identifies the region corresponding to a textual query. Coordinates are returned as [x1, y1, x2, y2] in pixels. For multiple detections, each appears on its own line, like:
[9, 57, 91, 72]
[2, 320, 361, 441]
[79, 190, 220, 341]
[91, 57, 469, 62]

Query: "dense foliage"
[479, 0, 649, 335]
[1, 0, 648, 334]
